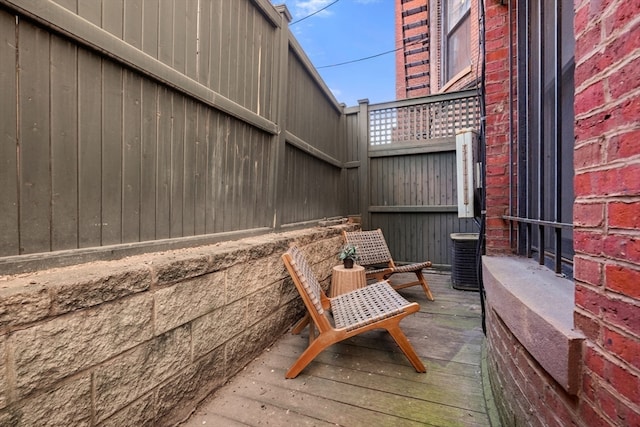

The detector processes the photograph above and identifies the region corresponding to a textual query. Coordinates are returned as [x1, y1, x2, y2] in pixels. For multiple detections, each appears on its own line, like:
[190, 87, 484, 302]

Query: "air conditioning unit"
[455, 129, 481, 218]
[451, 233, 480, 291]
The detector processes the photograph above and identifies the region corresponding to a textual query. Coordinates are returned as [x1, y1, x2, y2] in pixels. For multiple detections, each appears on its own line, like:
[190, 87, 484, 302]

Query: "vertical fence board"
[140, 79, 158, 241]
[211, 113, 226, 233]
[170, 95, 185, 237]
[224, 0, 237, 102]
[101, 61, 123, 245]
[182, 99, 197, 236]
[259, 19, 273, 118]
[172, 0, 186, 74]
[78, 0, 101, 26]
[226, 122, 236, 231]
[156, 87, 172, 239]
[158, 0, 174, 67]
[247, 7, 257, 113]
[142, 0, 159, 58]
[50, 37, 79, 250]
[185, 0, 198, 80]
[238, 125, 249, 230]
[194, 105, 208, 234]
[237, 0, 248, 108]
[0, 11, 19, 256]
[205, 111, 218, 233]
[124, 0, 143, 49]
[229, 0, 240, 102]
[77, 51, 102, 248]
[102, 0, 124, 38]
[217, 116, 229, 231]
[257, 131, 270, 226]
[122, 70, 142, 242]
[210, 0, 223, 94]
[198, 0, 212, 87]
[18, 23, 51, 254]
[226, 121, 238, 231]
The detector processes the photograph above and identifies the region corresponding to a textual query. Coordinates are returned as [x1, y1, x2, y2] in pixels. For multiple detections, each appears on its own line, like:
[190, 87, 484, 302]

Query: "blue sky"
[273, 0, 396, 107]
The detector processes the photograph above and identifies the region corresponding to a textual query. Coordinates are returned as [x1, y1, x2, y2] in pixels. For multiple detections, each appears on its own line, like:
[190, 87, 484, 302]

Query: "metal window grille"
[505, 0, 575, 277]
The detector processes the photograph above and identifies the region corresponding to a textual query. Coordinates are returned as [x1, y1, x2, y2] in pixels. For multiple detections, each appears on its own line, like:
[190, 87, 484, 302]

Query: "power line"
[316, 34, 428, 69]
[290, 0, 340, 26]
[288, 1, 427, 70]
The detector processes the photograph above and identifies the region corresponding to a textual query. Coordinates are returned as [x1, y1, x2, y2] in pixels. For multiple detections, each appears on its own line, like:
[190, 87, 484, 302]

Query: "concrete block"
[95, 393, 155, 427]
[0, 375, 91, 426]
[154, 271, 225, 335]
[0, 282, 50, 329]
[192, 300, 246, 360]
[155, 346, 226, 425]
[93, 325, 190, 422]
[48, 265, 151, 314]
[13, 294, 153, 397]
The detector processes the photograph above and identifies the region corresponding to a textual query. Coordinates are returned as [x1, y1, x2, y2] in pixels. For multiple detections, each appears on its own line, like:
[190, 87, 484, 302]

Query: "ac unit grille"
[451, 233, 479, 291]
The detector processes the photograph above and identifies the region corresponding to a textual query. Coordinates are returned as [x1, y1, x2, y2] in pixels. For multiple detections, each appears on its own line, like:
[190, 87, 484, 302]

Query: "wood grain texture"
[182, 272, 490, 427]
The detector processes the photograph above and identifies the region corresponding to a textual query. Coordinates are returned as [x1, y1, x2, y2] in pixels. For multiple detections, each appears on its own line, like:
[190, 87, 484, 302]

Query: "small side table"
[330, 264, 366, 297]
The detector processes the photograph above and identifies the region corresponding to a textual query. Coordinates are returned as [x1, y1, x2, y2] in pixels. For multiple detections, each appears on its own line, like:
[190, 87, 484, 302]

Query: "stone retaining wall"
[0, 224, 355, 426]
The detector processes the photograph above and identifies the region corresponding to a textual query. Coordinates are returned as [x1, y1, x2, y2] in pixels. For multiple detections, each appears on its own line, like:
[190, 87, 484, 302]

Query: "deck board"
[180, 272, 490, 427]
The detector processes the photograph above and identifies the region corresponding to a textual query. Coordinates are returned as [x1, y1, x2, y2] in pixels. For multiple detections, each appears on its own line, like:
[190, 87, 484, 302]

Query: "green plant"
[338, 244, 359, 262]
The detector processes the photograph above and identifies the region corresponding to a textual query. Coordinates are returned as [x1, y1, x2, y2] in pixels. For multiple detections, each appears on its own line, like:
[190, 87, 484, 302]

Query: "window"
[510, 0, 575, 276]
[444, 0, 471, 82]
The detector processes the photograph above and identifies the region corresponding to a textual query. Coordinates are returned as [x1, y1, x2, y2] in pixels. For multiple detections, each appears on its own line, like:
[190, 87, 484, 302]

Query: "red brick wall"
[573, 0, 640, 424]
[395, 0, 481, 98]
[395, 0, 430, 99]
[395, 0, 407, 99]
[483, 0, 514, 254]
[484, 0, 640, 425]
[485, 308, 582, 427]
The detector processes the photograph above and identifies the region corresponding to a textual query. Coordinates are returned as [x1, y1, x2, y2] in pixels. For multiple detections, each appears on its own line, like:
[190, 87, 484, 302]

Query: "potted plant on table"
[338, 244, 359, 269]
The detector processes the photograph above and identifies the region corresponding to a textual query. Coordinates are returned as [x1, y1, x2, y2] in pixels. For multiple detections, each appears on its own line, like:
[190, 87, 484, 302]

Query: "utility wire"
[290, 0, 340, 25]
[316, 34, 428, 69]
[289, 0, 427, 69]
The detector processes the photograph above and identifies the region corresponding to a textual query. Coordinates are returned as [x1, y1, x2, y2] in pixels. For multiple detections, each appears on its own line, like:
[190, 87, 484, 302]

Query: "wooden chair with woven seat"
[281, 244, 426, 379]
[342, 229, 435, 301]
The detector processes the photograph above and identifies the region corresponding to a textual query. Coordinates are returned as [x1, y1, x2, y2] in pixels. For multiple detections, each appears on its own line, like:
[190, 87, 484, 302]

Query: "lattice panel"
[369, 95, 480, 145]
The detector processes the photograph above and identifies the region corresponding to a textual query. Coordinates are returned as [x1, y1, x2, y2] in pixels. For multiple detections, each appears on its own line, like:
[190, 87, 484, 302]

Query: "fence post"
[357, 98, 370, 230]
[269, 5, 292, 230]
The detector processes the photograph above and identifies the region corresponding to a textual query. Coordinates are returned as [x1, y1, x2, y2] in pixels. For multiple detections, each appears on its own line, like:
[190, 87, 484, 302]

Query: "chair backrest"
[284, 245, 325, 314]
[282, 245, 333, 333]
[343, 229, 394, 266]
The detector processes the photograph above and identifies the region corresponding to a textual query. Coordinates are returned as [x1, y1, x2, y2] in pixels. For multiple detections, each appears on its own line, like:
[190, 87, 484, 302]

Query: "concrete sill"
[482, 256, 585, 395]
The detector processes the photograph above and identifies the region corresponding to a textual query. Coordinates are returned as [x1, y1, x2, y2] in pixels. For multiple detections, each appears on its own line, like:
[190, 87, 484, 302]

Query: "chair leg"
[416, 271, 435, 301]
[291, 313, 310, 334]
[385, 272, 435, 301]
[386, 324, 427, 373]
[285, 338, 329, 379]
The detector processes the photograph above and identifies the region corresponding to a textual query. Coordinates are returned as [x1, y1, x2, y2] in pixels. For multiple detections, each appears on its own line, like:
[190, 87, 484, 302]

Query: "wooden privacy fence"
[0, 0, 480, 273]
[344, 90, 481, 266]
[0, 0, 347, 273]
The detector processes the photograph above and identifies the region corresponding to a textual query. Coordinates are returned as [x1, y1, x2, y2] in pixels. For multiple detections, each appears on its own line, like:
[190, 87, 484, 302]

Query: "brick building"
[394, 0, 480, 98]
[397, 0, 640, 424]
[481, 0, 640, 425]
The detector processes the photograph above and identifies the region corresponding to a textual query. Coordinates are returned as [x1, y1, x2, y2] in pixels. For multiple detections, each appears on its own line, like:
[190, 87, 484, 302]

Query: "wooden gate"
[345, 90, 481, 267]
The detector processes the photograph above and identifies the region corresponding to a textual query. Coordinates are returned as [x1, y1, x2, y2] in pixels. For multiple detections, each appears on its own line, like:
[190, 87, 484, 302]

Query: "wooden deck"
[180, 272, 491, 427]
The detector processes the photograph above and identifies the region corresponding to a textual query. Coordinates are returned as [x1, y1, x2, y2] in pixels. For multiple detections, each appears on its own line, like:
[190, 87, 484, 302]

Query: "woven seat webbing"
[287, 246, 324, 315]
[344, 230, 393, 266]
[365, 267, 389, 276]
[393, 261, 432, 273]
[331, 281, 410, 331]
